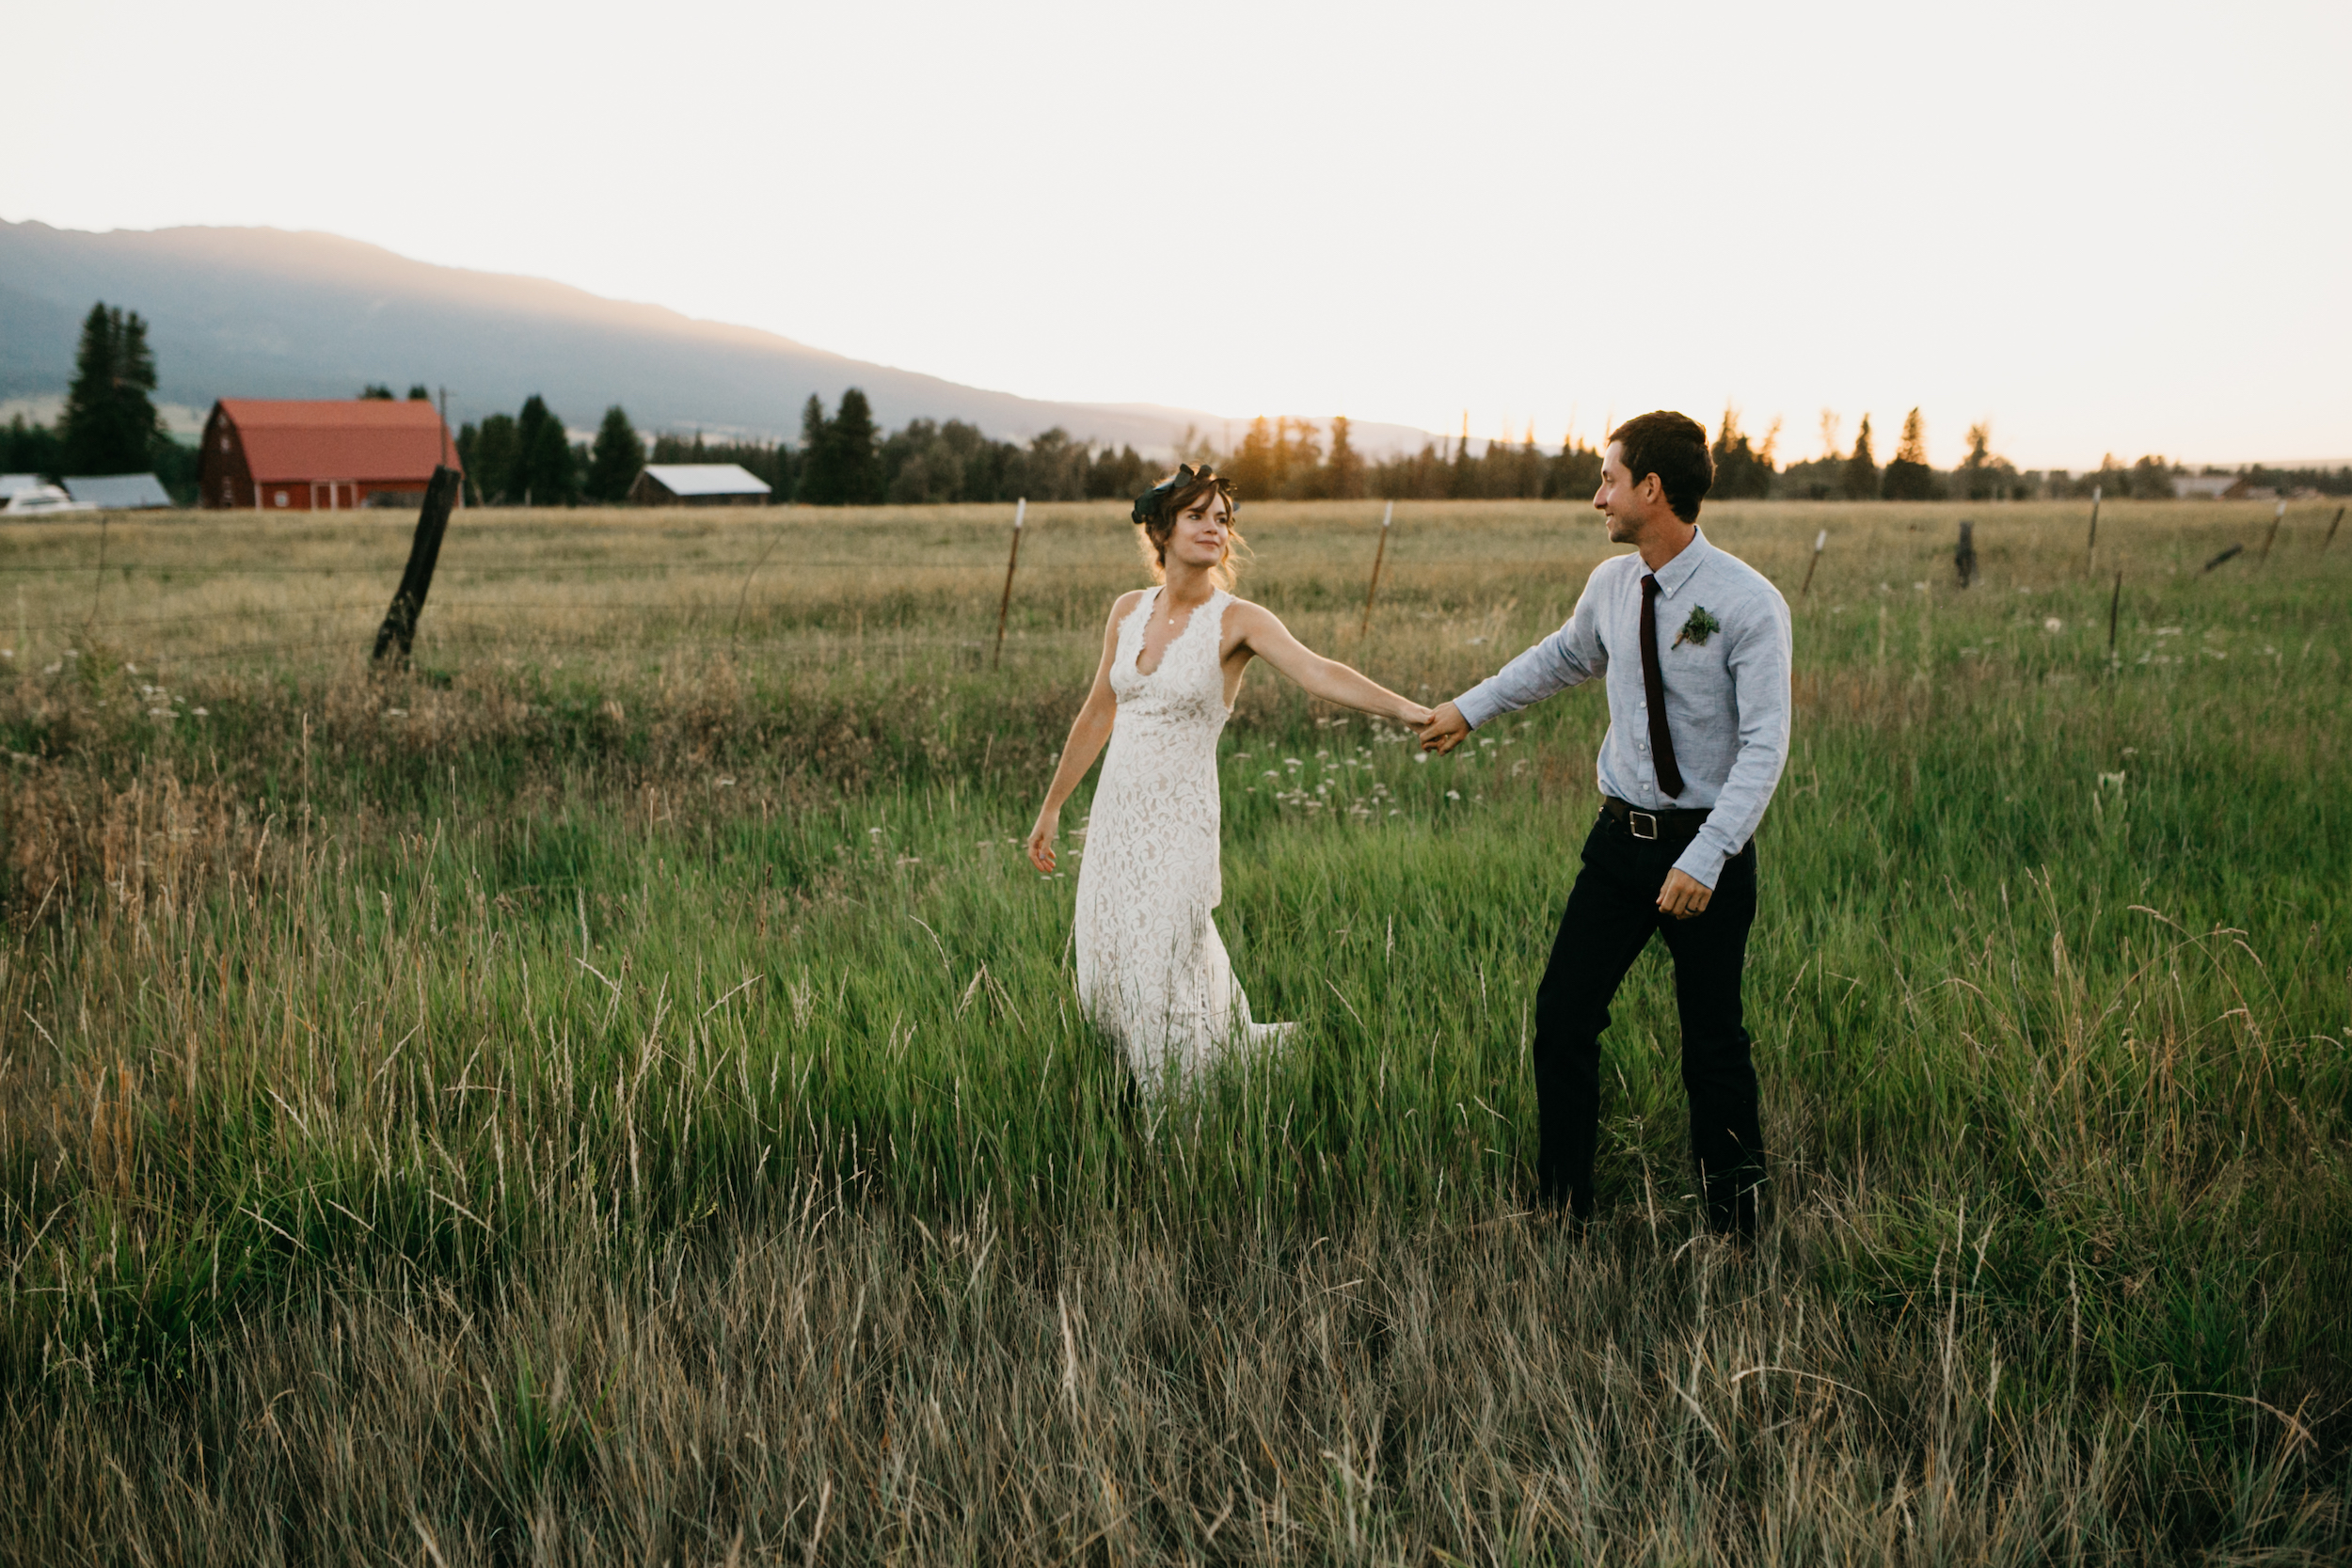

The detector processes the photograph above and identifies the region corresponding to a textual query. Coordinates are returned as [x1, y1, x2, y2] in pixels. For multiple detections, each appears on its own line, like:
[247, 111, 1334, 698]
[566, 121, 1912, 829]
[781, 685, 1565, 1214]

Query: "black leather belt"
[1600, 795, 1711, 842]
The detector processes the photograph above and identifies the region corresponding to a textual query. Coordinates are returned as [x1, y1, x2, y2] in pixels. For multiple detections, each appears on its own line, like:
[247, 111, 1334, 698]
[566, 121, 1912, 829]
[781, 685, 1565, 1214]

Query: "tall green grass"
[2, 499, 2345, 1560]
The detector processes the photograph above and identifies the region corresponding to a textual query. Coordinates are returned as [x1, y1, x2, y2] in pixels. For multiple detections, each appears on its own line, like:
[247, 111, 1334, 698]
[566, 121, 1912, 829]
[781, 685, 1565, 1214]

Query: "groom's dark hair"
[1608, 411, 1713, 523]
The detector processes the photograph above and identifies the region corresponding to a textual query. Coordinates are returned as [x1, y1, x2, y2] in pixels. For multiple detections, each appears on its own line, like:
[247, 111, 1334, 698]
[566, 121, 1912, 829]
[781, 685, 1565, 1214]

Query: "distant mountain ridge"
[0, 219, 1437, 458]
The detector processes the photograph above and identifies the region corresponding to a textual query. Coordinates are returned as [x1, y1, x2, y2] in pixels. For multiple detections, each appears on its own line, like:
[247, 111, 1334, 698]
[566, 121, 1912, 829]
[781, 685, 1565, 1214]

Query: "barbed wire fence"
[3, 497, 2338, 677]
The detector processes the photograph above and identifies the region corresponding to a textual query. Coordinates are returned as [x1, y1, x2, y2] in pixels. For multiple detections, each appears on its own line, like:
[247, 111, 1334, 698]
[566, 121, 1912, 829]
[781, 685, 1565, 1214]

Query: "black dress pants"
[1532, 810, 1764, 1235]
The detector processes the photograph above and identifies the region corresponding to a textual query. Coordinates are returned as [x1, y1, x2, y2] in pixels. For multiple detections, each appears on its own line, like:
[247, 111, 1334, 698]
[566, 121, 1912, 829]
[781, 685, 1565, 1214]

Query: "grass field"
[3, 497, 2348, 1563]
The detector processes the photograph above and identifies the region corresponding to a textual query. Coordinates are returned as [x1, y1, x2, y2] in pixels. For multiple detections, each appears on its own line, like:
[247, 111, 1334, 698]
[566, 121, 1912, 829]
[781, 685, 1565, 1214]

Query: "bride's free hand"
[1025, 588, 1138, 879]
[1025, 810, 1059, 875]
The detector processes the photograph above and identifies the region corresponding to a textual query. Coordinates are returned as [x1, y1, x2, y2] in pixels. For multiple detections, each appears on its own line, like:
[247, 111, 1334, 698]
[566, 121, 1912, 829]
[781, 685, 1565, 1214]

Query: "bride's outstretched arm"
[1229, 602, 1433, 726]
[1026, 593, 1138, 874]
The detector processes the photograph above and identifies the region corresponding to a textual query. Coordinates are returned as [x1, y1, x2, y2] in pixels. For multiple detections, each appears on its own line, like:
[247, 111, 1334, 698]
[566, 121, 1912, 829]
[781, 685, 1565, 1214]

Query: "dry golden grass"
[7, 496, 2328, 673]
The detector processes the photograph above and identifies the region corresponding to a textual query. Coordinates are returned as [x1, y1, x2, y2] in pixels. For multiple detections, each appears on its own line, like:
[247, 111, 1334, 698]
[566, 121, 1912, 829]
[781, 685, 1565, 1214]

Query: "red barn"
[199, 399, 462, 512]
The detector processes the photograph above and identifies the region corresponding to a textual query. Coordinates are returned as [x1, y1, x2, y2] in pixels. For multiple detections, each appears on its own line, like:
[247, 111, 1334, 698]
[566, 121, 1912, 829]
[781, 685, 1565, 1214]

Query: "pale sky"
[6, 0, 2346, 469]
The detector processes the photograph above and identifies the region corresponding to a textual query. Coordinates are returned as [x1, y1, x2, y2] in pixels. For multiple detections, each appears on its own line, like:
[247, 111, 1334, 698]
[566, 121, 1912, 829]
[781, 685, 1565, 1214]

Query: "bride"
[1026, 465, 1433, 1091]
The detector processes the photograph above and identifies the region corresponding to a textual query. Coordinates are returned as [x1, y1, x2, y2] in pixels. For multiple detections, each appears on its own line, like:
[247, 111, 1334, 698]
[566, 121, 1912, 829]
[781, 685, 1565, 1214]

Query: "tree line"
[449, 396, 1613, 509]
[402, 391, 2352, 509]
[9, 301, 2347, 506]
[455, 388, 1163, 506]
[1764, 406, 2348, 501]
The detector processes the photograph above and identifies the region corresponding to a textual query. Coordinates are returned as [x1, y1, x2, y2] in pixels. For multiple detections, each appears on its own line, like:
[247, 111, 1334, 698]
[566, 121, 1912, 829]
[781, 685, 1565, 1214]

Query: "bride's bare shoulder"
[1099, 588, 1151, 633]
[1222, 596, 1285, 632]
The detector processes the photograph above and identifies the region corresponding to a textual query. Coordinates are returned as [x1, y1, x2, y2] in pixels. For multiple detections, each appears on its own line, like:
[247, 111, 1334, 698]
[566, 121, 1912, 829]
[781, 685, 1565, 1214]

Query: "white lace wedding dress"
[1074, 585, 1294, 1088]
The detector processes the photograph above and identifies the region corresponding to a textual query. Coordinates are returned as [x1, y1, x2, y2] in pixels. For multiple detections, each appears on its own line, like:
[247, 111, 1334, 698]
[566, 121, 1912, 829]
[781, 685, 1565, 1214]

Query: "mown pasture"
[2, 497, 2347, 1562]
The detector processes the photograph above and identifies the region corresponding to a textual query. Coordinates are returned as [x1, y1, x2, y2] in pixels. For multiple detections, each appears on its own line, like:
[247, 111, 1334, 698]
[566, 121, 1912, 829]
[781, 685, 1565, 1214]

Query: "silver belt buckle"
[1629, 809, 1659, 840]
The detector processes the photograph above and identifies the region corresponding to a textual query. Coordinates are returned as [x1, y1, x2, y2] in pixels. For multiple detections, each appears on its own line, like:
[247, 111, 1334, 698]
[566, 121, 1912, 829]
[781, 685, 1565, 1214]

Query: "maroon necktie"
[1639, 574, 1686, 799]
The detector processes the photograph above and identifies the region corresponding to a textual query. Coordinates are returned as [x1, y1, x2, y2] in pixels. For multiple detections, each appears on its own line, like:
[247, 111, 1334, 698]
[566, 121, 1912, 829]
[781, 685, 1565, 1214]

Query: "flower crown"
[1131, 465, 1229, 530]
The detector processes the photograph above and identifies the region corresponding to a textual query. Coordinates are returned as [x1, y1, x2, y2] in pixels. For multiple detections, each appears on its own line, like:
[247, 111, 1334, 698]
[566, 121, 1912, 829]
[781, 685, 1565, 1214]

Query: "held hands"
[1409, 692, 1713, 919]
[1417, 701, 1470, 754]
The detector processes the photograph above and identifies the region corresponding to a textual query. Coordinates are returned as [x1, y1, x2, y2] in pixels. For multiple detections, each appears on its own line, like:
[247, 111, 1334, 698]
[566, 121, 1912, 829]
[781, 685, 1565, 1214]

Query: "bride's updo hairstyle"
[1131, 464, 1248, 591]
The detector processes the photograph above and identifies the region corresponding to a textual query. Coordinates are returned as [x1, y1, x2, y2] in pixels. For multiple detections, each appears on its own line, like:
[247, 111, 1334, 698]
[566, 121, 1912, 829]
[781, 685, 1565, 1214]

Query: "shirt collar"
[1648, 527, 1712, 597]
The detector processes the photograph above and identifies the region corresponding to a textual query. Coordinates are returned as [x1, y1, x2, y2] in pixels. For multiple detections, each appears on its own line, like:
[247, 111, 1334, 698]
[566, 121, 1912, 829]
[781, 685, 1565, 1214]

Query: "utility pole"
[438, 387, 456, 506]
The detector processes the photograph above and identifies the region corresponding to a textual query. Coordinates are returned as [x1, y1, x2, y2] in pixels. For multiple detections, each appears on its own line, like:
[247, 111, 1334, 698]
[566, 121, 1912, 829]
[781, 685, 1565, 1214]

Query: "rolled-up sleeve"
[1673, 591, 1792, 889]
[1455, 575, 1610, 730]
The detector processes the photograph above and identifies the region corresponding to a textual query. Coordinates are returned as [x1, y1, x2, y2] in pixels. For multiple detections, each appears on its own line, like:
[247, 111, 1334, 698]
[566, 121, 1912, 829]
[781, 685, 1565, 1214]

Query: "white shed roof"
[642, 464, 771, 498]
[64, 473, 174, 509]
[0, 474, 44, 499]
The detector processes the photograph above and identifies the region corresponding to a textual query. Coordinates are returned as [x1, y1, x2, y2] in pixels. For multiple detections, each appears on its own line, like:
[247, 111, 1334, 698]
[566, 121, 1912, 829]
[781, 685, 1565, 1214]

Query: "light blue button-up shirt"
[1454, 527, 1792, 890]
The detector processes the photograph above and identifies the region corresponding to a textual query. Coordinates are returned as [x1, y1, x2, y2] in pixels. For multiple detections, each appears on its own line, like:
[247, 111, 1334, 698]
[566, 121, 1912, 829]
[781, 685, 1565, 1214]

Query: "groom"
[1418, 411, 1792, 1238]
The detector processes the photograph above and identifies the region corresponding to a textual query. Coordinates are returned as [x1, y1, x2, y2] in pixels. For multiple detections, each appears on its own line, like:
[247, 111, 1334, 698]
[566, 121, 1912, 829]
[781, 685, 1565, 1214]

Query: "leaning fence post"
[2259, 499, 2284, 561]
[992, 497, 1026, 670]
[2325, 505, 2344, 552]
[372, 465, 460, 667]
[1800, 529, 1827, 596]
[1359, 499, 1393, 638]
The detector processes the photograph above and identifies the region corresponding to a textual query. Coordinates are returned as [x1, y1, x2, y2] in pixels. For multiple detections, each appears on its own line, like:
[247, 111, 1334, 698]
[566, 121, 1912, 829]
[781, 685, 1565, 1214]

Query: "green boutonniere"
[1674, 605, 1722, 648]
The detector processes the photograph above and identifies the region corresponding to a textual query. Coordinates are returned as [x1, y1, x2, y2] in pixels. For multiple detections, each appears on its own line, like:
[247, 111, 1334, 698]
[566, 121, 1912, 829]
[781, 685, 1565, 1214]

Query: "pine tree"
[1327, 416, 1364, 499]
[1230, 417, 1277, 500]
[796, 394, 836, 502]
[359, 384, 395, 400]
[1450, 414, 1475, 499]
[406, 386, 431, 402]
[1710, 405, 1778, 499]
[1841, 414, 1880, 499]
[1882, 407, 1939, 499]
[467, 414, 517, 503]
[1514, 426, 1546, 499]
[2129, 454, 2176, 500]
[585, 405, 645, 502]
[60, 303, 166, 476]
[832, 388, 882, 504]
[58, 307, 115, 464]
[1547, 436, 1603, 499]
[507, 395, 576, 506]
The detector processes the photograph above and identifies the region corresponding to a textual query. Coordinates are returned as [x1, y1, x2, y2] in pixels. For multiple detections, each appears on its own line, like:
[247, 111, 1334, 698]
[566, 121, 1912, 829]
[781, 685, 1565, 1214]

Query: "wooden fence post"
[2106, 570, 2122, 655]
[372, 466, 460, 667]
[993, 498, 1026, 670]
[2259, 499, 2284, 561]
[1359, 499, 1393, 638]
[2324, 505, 2344, 552]
[1800, 529, 1827, 596]
[1954, 519, 1977, 588]
[2084, 484, 2101, 572]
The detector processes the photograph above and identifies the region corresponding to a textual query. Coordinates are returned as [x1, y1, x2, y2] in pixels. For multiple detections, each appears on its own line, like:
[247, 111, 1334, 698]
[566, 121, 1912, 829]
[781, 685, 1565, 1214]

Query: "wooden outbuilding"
[628, 464, 772, 506]
[199, 399, 461, 512]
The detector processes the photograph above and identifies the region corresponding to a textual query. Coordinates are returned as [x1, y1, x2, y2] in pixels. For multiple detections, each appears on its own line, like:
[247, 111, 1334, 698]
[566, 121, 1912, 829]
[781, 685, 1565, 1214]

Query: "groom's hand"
[1418, 702, 1470, 754]
[1657, 869, 1712, 919]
